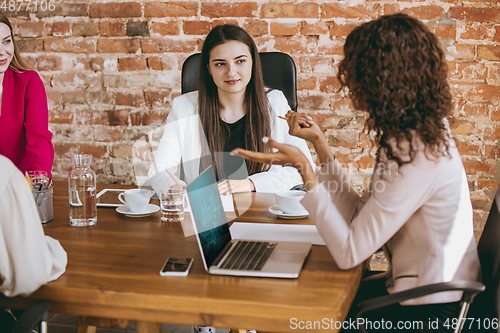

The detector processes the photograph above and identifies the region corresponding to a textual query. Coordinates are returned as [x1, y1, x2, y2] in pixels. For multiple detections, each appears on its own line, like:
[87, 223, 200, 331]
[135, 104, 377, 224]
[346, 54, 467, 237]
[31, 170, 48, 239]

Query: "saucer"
[268, 205, 309, 219]
[116, 204, 160, 217]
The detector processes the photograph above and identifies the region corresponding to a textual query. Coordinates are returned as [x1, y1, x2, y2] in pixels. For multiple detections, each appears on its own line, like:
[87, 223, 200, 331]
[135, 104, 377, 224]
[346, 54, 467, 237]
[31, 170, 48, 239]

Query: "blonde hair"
[0, 12, 30, 71]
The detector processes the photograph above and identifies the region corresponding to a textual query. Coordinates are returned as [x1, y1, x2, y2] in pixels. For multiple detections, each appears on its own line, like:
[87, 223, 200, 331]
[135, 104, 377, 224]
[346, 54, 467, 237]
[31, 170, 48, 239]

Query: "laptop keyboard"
[220, 241, 277, 271]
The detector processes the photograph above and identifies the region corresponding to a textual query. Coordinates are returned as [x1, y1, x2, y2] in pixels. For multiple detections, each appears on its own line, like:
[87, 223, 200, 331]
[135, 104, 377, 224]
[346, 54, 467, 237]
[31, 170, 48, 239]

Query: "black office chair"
[181, 52, 298, 111]
[10, 300, 53, 333]
[354, 190, 500, 333]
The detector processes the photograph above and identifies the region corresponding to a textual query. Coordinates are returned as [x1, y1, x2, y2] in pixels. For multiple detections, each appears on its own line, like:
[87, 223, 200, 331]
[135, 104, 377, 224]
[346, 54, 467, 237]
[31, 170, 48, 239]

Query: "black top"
[218, 115, 247, 180]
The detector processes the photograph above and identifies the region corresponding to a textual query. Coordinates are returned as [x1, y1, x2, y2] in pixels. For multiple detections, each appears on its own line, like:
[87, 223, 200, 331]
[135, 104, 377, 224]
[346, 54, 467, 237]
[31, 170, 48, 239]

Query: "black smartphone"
[159, 257, 194, 277]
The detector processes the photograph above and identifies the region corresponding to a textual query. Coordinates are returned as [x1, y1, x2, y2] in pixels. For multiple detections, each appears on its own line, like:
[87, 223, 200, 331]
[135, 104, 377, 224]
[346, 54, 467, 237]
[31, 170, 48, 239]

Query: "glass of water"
[160, 186, 184, 222]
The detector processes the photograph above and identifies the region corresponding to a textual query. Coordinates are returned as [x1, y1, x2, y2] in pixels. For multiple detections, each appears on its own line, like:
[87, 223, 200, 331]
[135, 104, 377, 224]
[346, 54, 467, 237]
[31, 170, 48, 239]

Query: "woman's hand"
[217, 178, 255, 195]
[286, 111, 323, 144]
[232, 137, 318, 191]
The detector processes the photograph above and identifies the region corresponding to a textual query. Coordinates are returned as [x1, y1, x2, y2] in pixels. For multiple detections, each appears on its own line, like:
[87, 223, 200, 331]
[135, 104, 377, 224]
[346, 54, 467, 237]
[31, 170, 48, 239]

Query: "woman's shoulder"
[266, 89, 289, 116]
[7, 68, 43, 87]
[170, 91, 199, 118]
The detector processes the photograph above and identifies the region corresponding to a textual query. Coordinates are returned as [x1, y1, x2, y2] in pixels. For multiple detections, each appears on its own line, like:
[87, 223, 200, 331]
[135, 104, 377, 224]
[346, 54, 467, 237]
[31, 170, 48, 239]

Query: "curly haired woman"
[233, 14, 480, 332]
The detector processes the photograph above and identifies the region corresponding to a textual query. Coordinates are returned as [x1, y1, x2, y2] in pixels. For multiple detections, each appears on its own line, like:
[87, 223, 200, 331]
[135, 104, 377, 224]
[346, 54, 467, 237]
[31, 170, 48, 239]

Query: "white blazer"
[149, 89, 315, 195]
[301, 130, 480, 305]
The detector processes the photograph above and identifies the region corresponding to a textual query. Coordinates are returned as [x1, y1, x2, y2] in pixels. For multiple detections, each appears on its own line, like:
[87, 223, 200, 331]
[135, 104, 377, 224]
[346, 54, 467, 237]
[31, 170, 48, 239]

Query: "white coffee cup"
[118, 188, 154, 213]
[276, 190, 306, 214]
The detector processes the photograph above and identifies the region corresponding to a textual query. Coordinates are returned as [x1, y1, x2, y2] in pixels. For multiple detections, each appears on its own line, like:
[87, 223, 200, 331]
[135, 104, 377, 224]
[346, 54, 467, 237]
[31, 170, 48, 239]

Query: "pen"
[278, 116, 290, 121]
[25, 171, 32, 191]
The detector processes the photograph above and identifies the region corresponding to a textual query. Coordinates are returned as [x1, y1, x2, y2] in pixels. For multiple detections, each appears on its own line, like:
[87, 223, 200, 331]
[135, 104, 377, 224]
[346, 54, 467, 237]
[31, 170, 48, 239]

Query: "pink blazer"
[0, 68, 53, 176]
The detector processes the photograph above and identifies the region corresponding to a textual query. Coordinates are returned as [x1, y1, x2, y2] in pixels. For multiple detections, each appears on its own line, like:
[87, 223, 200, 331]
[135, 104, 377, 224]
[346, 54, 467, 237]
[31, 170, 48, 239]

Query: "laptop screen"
[186, 166, 231, 268]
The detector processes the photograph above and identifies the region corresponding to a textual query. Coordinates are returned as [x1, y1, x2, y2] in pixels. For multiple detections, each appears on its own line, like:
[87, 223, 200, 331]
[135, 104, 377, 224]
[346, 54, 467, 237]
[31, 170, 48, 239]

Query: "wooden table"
[0, 181, 365, 333]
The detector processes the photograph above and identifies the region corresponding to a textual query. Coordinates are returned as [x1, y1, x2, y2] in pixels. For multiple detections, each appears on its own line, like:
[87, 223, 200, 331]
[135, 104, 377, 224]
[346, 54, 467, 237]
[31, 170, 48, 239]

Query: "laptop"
[186, 166, 312, 278]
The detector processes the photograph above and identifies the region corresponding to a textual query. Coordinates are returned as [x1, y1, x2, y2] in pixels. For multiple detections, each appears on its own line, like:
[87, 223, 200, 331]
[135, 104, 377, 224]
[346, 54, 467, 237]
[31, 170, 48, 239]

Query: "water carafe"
[68, 154, 97, 226]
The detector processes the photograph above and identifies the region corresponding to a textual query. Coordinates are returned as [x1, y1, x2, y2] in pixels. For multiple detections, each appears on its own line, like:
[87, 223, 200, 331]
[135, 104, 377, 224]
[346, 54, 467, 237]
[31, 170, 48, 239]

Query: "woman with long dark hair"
[234, 14, 480, 332]
[0, 13, 53, 176]
[150, 24, 313, 196]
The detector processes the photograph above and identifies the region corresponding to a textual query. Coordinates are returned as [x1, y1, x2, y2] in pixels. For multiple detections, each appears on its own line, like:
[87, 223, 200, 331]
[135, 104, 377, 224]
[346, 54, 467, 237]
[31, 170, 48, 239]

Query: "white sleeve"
[148, 97, 187, 195]
[248, 90, 316, 193]
[0, 169, 67, 297]
[301, 157, 437, 270]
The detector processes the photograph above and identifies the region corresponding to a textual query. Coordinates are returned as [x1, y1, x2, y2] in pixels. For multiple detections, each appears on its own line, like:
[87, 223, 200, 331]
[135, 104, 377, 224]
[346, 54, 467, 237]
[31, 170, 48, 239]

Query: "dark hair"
[0, 13, 30, 71]
[198, 24, 271, 177]
[338, 13, 452, 166]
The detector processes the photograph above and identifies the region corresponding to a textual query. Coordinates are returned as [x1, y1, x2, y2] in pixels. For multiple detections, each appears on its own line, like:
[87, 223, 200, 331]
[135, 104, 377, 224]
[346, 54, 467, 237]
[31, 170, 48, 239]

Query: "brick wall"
[5, 0, 500, 236]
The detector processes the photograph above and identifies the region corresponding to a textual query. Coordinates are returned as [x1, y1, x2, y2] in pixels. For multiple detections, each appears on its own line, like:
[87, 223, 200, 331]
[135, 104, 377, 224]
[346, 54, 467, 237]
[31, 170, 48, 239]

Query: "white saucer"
[268, 205, 309, 219]
[116, 204, 160, 217]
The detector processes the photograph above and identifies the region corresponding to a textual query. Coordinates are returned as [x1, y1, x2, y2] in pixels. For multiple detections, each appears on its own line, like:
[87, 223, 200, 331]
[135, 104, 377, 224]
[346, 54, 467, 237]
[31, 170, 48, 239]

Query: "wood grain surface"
[0, 181, 364, 332]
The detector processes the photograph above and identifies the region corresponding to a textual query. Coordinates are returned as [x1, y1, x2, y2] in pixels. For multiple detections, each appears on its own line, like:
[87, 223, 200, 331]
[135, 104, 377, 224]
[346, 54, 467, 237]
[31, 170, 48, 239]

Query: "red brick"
[118, 57, 147, 71]
[145, 2, 198, 17]
[100, 22, 127, 37]
[457, 62, 488, 80]
[90, 57, 105, 72]
[37, 55, 62, 71]
[183, 21, 211, 35]
[147, 57, 174, 70]
[270, 22, 301, 36]
[14, 23, 44, 38]
[319, 76, 341, 93]
[449, 118, 475, 135]
[45, 38, 95, 53]
[142, 38, 197, 53]
[131, 112, 166, 126]
[54, 142, 78, 156]
[477, 179, 499, 194]
[22, 55, 37, 70]
[448, 7, 500, 23]
[202, 2, 258, 18]
[298, 95, 328, 110]
[274, 36, 318, 54]
[243, 20, 268, 36]
[460, 26, 489, 40]
[90, 2, 142, 18]
[62, 91, 87, 104]
[459, 102, 490, 118]
[89, 91, 115, 105]
[321, 4, 374, 19]
[37, 3, 87, 18]
[97, 110, 130, 126]
[116, 92, 145, 107]
[383, 4, 399, 16]
[400, 6, 444, 21]
[97, 38, 141, 53]
[484, 124, 500, 141]
[354, 156, 374, 169]
[455, 84, 500, 102]
[46, 91, 62, 107]
[126, 21, 150, 37]
[72, 23, 99, 37]
[463, 159, 495, 176]
[212, 19, 239, 27]
[478, 45, 500, 61]
[52, 72, 101, 89]
[489, 63, 500, 82]
[299, 56, 335, 75]
[17, 39, 44, 53]
[79, 144, 108, 159]
[151, 22, 180, 36]
[301, 21, 328, 36]
[49, 110, 73, 125]
[298, 76, 316, 91]
[51, 22, 71, 37]
[145, 91, 172, 108]
[446, 43, 475, 61]
[262, 2, 319, 18]
[485, 145, 500, 160]
[456, 138, 481, 156]
[328, 22, 357, 38]
[429, 25, 456, 40]
[94, 127, 124, 142]
[495, 27, 500, 42]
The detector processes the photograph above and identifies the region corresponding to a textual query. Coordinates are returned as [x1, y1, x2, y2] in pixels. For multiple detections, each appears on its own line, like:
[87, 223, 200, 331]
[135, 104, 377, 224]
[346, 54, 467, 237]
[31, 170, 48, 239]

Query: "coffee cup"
[276, 190, 306, 214]
[118, 188, 154, 213]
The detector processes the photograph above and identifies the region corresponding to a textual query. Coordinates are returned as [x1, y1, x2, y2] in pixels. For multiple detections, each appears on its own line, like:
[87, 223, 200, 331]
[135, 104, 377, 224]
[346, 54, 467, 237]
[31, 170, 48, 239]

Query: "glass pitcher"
[68, 154, 97, 227]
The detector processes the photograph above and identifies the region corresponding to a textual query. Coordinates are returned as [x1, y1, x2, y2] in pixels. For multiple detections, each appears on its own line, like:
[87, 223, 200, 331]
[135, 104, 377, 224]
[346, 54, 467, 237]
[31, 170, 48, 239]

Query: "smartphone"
[159, 257, 194, 277]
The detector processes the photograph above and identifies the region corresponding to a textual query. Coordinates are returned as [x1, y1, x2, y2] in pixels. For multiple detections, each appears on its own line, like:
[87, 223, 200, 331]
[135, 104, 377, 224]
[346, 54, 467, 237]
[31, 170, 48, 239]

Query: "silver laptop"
[186, 166, 312, 278]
